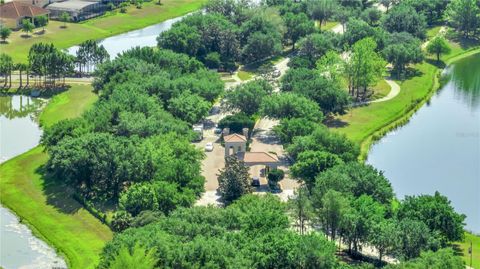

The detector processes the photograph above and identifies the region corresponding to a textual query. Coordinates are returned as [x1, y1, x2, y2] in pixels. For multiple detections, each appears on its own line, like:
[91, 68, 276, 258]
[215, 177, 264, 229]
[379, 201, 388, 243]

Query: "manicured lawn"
[322, 21, 339, 31]
[0, 84, 109, 269]
[238, 70, 254, 81]
[371, 79, 390, 100]
[0, 0, 207, 62]
[40, 84, 98, 127]
[453, 232, 480, 269]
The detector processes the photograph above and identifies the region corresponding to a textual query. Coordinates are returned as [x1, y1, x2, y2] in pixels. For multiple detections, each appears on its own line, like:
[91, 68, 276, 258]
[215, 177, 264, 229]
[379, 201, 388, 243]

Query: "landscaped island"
[0, 0, 479, 268]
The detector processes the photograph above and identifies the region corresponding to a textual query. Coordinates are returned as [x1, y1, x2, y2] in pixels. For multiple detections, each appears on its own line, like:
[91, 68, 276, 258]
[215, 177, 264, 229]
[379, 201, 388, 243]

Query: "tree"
[267, 168, 284, 190]
[395, 218, 432, 259]
[167, 92, 210, 124]
[16, 63, 28, 88]
[345, 38, 386, 99]
[217, 113, 255, 134]
[260, 92, 324, 122]
[290, 150, 343, 189]
[382, 4, 427, 39]
[156, 23, 201, 57]
[288, 185, 313, 235]
[0, 53, 13, 88]
[446, 0, 480, 38]
[313, 162, 394, 205]
[204, 52, 221, 69]
[108, 244, 158, 269]
[369, 219, 398, 262]
[119, 183, 158, 217]
[223, 79, 272, 115]
[0, 26, 12, 43]
[387, 248, 465, 269]
[217, 156, 253, 204]
[382, 32, 424, 76]
[120, 2, 129, 13]
[21, 19, 34, 37]
[317, 190, 350, 241]
[35, 15, 48, 33]
[60, 12, 71, 28]
[397, 192, 466, 243]
[426, 36, 451, 62]
[307, 0, 338, 30]
[242, 32, 282, 63]
[283, 12, 315, 50]
[273, 117, 321, 145]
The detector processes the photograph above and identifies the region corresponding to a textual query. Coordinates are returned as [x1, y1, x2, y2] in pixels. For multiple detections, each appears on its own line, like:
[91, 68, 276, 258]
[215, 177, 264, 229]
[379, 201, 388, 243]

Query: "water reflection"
[367, 53, 480, 233]
[0, 95, 45, 163]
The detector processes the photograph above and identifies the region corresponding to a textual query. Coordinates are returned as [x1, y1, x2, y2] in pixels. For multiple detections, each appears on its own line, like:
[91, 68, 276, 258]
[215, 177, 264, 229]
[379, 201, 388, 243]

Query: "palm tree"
[109, 244, 157, 269]
[16, 63, 27, 88]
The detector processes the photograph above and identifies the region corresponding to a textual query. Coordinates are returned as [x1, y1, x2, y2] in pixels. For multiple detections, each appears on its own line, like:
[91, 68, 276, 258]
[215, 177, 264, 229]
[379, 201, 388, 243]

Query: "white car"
[272, 69, 281, 78]
[205, 142, 214, 152]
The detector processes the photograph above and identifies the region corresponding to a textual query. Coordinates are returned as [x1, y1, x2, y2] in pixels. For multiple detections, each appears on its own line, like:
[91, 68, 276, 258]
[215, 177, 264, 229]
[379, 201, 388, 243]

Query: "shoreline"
[357, 47, 480, 162]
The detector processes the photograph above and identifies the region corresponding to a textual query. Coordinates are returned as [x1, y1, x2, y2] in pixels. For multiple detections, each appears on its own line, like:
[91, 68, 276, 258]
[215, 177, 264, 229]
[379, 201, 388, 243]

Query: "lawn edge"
[357, 47, 480, 162]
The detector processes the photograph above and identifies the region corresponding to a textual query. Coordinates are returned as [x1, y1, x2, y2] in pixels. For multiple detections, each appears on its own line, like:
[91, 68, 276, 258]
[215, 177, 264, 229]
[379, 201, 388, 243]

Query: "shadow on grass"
[448, 34, 480, 50]
[426, 58, 447, 69]
[324, 117, 349, 128]
[20, 34, 32, 38]
[451, 243, 465, 257]
[36, 164, 83, 214]
[393, 67, 425, 82]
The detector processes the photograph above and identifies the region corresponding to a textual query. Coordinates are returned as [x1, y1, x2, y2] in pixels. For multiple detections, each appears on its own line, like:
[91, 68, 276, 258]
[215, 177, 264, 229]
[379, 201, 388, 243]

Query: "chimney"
[242, 128, 249, 139]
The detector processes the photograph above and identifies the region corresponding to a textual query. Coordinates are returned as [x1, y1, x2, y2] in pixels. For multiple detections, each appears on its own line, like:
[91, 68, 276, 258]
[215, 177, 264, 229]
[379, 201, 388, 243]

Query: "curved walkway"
[371, 78, 401, 103]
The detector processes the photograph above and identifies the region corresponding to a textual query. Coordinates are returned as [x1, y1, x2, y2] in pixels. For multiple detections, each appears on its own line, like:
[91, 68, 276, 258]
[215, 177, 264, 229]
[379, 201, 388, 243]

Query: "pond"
[367, 53, 480, 233]
[67, 14, 187, 58]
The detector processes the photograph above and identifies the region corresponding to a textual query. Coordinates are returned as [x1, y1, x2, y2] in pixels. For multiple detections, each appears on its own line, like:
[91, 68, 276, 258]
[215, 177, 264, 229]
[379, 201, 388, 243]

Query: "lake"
[367, 53, 480, 233]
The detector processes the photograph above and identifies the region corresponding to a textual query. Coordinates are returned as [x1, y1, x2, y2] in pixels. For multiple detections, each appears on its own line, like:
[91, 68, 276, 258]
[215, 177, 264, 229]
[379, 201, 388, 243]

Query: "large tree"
[167, 92, 210, 124]
[260, 92, 324, 121]
[382, 32, 423, 76]
[290, 150, 343, 189]
[307, 0, 338, 30]
[217, 156, 253, 204]
[446, 0, 480, 38]
[283, 12, 315, 50]
[382, 3, 427, 39]
[426, 36, 451, 62]
[223, 79, 272, 115]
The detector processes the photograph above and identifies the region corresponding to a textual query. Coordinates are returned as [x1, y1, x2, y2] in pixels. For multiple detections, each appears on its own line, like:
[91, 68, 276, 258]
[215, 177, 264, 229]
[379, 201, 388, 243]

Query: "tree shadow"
[425, 58, 446, 69]
[36, 164, 83, 214]
[20, 34, 32, 39]
[0, 40, 9, 44]
[450, 243, 465, 257]
[324, 117, 349, 128]
[447, 33, 480, 50]
[34, 30, 45, 35]
[394, 67, 424, 82]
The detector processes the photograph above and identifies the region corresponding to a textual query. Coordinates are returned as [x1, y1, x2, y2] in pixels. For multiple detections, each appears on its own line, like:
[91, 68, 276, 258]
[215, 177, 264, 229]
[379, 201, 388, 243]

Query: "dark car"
[251, 176, 260, 187]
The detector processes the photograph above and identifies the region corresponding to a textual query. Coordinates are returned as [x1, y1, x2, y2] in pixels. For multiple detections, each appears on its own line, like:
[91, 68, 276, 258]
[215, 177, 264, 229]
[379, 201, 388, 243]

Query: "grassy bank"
[0, 0, 207, 62]
[0, 84, 111, 269]
[454, 232, 480, 269]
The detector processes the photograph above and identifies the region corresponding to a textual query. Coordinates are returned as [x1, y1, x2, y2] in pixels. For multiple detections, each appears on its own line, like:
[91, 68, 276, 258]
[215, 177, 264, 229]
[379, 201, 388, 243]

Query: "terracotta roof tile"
[0, 2, 49, 20]
[224, 133, 247, 143]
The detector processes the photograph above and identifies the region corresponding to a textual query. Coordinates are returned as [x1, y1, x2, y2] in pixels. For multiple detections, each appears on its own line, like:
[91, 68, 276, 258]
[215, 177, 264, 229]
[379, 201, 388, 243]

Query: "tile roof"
[0, 1, 49, 20]
[224, 133, 247, 143]
[239, 152, 279, 163]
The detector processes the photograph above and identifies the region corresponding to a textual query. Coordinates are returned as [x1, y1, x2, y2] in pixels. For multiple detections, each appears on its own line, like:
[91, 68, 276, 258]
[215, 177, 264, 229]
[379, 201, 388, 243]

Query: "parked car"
[205, 142, 214, 152]
[251, 176, 260, 187]
[214, 127, 222, 134]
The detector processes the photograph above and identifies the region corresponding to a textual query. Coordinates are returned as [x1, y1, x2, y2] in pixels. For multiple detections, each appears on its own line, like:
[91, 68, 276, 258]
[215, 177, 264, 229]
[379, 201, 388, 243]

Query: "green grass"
[0, 0, 207, 62]
[40, 84, 98, 127]
[453, 232, 480, 269]
[0, 84, 110, 269]
[322, 21, 339, 31]
[371, 79, 391, 100]
[237, 70, 254, 81]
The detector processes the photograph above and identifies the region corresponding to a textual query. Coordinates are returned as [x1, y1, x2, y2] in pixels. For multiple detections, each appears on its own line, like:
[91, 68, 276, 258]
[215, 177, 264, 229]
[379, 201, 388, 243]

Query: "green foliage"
[426, 36, 451, 61]
[111, 210, 133, 232]
[167, 92, 210, 124]
[397, 192, 466, 243]
[260, 92, 324, 121]
[281, 67, 351, 115]
[313, 162, 394, 205]
[307, 0, 338, 28]
[60, 12, 71, 27]
[382, 32, 424, 76]
[386, 248, 465, 269]
[35, 15, 49, 31]
[0, 26, 12, 42]
[218, 113, 255, 134]
[28, 43, 75, 86]
[290, 150, 343, 189]
[369, 219, 398, 262]
[446, 0, 480, 37]
[286, 125, 360, 162]
[217, 156, 253, 204]
[76, 39, 109, 74]
[283, 12, 315, 50]
[99, 195, 339, 269]
[382, 3, 427, 39]
[317, 189, 350, 241]
[108, 244, 158, 269]
[242, 31, 282, 63]
[402, 0, 449, 25]
[297, 32, 338, 68]
[273, 117, 322, 144]
[204, 52, 221, 69]
[119, 183, 159, 217]
[395, 218, 433, 259]
[223, 79, 272, 115]
[288, 185, 314, 235]
[21, 19, 34, 36]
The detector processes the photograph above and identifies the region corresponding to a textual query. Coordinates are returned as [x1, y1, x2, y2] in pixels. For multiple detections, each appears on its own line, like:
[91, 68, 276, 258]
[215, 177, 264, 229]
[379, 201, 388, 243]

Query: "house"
[46, 0, 106, 22]
[0, 1, 50, 29]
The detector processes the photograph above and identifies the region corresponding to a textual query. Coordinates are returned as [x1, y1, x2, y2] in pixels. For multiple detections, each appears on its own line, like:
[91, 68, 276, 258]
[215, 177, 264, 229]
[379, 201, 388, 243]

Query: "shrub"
[218, 113, 255, 134]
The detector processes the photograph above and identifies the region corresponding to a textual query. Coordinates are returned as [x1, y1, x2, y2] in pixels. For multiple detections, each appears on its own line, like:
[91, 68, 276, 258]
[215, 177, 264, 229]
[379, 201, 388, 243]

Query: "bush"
[131, 210, 163, 228]
[111, 210, 133, 232]
[218, 113, 255, 134]
[267, 169, 285, 190]
[119, 183, 158, 217]
[204, 52, 221, 69]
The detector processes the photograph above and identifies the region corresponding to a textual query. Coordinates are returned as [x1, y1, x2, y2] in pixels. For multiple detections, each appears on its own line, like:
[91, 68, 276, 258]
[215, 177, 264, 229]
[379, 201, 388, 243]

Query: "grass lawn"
[371, 79, 390, 100]
[322, 21, 339, 31]
[453, 232, 480, 269]
[237, 55, 286, 81]
[0, 84, 110, 269]
[238, 70, 254, 81]
[0, 0, 207, 62]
